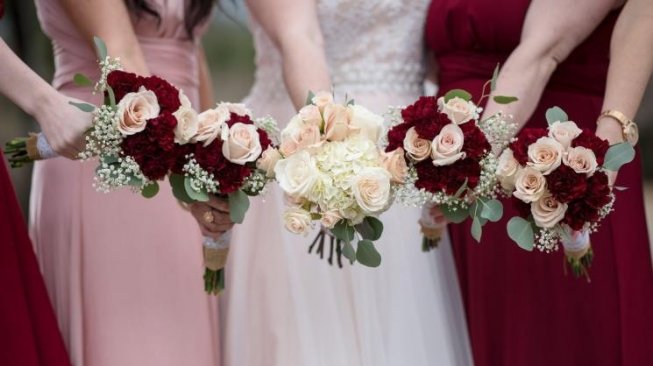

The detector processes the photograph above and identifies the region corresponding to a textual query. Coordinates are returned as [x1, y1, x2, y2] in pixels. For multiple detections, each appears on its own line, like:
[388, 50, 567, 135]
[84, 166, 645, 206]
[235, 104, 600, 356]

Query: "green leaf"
[93, 36, 108, 60]
[478, 199, 504, 222]
[468, 200, 481, 218]
[100, 154, 119, 165]
[69, 101, 95, 113]
[169, 174, 194, 204]
[507, 217, 535, 251]
[490, 63, 500, 91]
[341, 241, 356, 264]
[184, 176, 209, 202]
[454, 178, 468, 199]
[441, 204, 469, 224]
[331, 221, 355, 243]
[493, 95, 519, 105]
[444, 89, 472, 102]
[356, 239, 381, 267]
[305, 91, 316, 106]
[346, 98, 355, 106]
[141, 181, 159, 199]
[545, 106, 569, 125]
[471, 216, 482, 242]
[107, 86, 116, 107]
[73, 73, 93, 87]
[228, 190, 250, 224]
[603, 142, 635, 171]
[355, 217, 384, 241]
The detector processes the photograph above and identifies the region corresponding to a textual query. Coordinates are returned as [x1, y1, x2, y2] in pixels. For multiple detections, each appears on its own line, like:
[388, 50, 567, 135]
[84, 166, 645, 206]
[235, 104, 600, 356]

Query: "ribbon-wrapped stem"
[203, 230, 231, 295]
[5, 133, 58, 168]
[419, 203, 447, 252]
[561, 229, 593, 281]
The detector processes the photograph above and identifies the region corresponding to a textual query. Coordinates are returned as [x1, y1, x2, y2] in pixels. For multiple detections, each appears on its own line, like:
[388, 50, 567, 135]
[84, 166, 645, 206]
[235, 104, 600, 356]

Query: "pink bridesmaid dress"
[30, 1, 220, 365]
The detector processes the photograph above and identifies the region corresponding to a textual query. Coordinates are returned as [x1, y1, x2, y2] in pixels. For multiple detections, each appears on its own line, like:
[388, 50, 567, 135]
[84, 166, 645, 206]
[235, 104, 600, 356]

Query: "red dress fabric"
[0, 150, 70, 365]
[425, 1, 653, 365]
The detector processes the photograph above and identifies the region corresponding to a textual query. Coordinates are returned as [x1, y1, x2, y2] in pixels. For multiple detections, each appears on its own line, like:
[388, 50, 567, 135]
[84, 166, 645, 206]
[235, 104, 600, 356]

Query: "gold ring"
[203, 211, 214, 224]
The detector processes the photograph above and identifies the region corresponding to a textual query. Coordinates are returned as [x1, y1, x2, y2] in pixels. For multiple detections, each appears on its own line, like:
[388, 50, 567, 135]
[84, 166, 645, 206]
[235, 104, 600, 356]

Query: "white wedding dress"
[221, 1, 473, 365]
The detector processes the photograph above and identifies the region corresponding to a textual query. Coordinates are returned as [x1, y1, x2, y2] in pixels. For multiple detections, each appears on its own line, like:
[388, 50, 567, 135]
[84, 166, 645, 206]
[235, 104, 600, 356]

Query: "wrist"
[595, 116, 625, 145]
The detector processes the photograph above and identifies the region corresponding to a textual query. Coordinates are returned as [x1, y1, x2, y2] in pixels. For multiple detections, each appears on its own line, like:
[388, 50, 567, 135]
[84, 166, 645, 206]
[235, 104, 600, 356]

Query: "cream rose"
[527, 137, 564, 175]
[496, 149, 520, 191]
[348, 105, 383, 143]
[116, 86, 160, 135]
[531, 193, 568, 228]
[274, 150, 319, 197]
[431, 123, 467, 166]
[218, 102, 252, 117]
[381, 148, 408, 184]
[172, 92, 198, 144]
[193, 107, 230, 146]
[311, 91, 334, 110]
[280, 115, 322, 154]
[438, 96, 477, 124]
[256, 146, 282, 178]
[323, 104, 351, 141]
[351, 167, 392, 214]
[320, 210, 342, 229]
[403, 127, 432, 162]
[221, 122, 262, 165]
[283, 208, 313, 236]
[513, 167, 547, 203]
[548, 121, 582, 148]
[299, 105, 323, 127]
[563, 146, 598, 176]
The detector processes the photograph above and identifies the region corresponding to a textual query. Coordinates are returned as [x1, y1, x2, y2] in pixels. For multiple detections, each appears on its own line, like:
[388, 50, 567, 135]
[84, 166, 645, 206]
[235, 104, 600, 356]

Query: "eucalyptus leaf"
[93, 36, 108, 60]
[170, 174, 194, 204]
[184, 176, 209, 202]
[603, 142, 635, 171]
[73, 73, 93, 87]
[127, 174, 143, 187]
[331, 221, 355, 243]
[228, 190, 250, 224]
[479, 199, 504, 222]
[341, 241, 356, 264]
[141, 181, 159, 199]
[347, 98, 356, 106]
[305, 91, 316, 106]
[454, 179, 468, 199]
[471, 216, 482, 242]
[493, 95, 519, 105]
[545, 106, 569, 125]
[100, 154, 119, 165]
[468, 201, 481, 218]
[441, 204, 470, 224]
[107, 86, 116, 107]
[356, 239, 381, 267]
[490, 63, 500, 91]
[507, 217, 534, 251]
[355, 217, 383, 241]
[444, 89, 472, 102]
[69, 101, 95, 113]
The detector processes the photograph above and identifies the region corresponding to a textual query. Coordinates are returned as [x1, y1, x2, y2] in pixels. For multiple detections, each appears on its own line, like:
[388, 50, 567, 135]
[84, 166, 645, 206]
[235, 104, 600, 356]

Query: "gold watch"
[598, 110, 639, 146]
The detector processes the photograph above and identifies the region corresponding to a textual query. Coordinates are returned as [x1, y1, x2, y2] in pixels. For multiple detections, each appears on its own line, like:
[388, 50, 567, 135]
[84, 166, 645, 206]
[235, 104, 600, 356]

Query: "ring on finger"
[203, 210, 214, 224]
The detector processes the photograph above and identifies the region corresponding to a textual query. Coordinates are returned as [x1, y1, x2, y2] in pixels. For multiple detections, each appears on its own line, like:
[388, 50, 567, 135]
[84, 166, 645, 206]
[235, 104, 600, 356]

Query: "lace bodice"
[248, 0, 430, 101]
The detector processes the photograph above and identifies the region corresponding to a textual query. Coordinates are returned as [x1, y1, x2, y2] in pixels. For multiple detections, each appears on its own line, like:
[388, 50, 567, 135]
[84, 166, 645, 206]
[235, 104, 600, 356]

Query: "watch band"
[598, 110, 639, 146]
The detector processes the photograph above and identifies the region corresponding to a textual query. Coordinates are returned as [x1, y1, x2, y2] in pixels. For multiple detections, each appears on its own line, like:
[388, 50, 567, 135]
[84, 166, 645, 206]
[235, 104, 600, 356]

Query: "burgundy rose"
[216, 164, 252, 194]
[141, 75, 181, 113]
[460, 122, 491, 159]
[572, 130, 609, 165]
[386, 123, 412, 152]
[194, 140, 228, 174]
[107, 70, 143, 102]
[171, 144, 195, 175]
[563, 201, 600, 231]
[584, 171, 612, 209]
[415, 158, 480, 195]
[509, 128, 548, 165]
[545, 165, 587, 203]
[511, 196, 532, 218]
[121, 132, 176, 181]
[402, 96, 450, 140]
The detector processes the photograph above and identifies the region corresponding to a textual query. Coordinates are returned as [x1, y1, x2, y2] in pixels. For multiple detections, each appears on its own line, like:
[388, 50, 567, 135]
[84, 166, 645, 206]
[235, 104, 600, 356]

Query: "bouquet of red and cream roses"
[499, 107, 634, 276]
[384, 89, 517, 246]
[271, 91, 404, 267]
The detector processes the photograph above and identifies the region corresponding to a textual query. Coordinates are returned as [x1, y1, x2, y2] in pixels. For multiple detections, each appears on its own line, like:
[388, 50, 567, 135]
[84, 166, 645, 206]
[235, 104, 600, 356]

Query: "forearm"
[279, 35, 331, 109]
[197, 46, 215, 110]
[596, 0, 653, 144]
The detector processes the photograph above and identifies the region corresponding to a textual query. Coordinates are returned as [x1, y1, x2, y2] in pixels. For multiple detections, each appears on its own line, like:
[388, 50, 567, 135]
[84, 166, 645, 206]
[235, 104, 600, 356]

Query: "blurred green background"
[1, 1, 653, 239]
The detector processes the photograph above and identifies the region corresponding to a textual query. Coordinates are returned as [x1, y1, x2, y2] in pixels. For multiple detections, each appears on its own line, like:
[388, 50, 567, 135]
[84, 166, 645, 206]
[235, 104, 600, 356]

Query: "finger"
[211, 211, 233, 225]
[206, 196, 230, 213]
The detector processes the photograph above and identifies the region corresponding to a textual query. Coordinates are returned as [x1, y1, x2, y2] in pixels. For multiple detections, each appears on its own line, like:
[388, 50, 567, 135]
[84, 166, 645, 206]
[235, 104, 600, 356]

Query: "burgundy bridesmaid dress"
[425, 1, 653, 365]
[0, 152, 71, 365]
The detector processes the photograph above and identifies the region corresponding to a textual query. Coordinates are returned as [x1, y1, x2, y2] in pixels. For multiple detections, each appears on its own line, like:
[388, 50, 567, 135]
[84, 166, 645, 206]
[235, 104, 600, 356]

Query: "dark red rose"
[414, 158, 481, 195]
[121, 132, 176, 181]
[107, 70, 143, 102]
[141, 75, 181, 113]
[402, 96, 449, 140]
[460, 122, 491, 159]
[216, 164, 252, 194]
[563, 201, 600, 231]
[509, 128, 548, 165]
[584, 171, 612, 209]
[386, 122, 412, 152]
[545, 165, 587, 203]
[146, 113, 177, 152]
[194, 140, 228, 174]
[171, 144, 195, 175]
[511, 196, 532, 218]
[572, 130, 609, 165]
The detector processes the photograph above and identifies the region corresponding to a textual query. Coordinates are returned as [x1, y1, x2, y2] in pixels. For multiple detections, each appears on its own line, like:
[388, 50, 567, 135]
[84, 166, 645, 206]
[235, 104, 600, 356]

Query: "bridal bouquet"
[500, 107, 634, 276]
[272, 92, 401, 267]
[169, 102, 277, 294]
[384, 89, 517, 246]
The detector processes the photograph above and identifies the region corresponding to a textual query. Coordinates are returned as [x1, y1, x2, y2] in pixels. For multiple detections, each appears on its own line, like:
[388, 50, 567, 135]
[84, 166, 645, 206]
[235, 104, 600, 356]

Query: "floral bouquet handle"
[5, 133, 58, 167]
[202, 231, 232, 294]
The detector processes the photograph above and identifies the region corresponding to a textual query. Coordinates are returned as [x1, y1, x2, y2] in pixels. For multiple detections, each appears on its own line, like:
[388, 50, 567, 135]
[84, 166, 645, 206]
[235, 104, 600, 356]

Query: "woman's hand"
[189, 196, 235, 241]
[34, 94, 93, 159]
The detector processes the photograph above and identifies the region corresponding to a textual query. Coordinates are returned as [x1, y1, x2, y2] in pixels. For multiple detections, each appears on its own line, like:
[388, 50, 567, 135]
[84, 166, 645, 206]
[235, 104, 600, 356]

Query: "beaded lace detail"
[247, 0, 429, 101]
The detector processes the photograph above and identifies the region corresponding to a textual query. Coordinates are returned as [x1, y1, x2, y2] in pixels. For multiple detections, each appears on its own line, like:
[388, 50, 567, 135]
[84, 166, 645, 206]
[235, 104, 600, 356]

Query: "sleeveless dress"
[426, 1, 653, 365]
[31, 1, 220, 365]
[220, 1, 473, 365]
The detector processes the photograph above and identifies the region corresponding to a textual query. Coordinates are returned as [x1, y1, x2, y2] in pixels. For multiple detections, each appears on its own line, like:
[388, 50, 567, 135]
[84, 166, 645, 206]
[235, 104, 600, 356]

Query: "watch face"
[625, 122, 639, 146]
